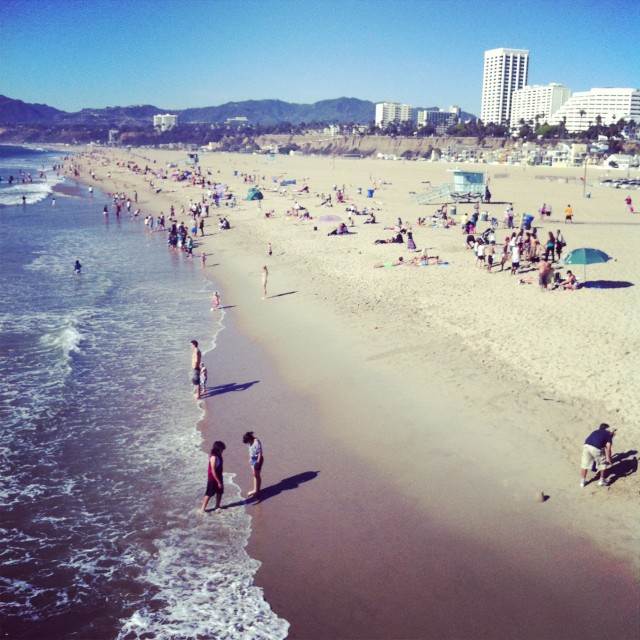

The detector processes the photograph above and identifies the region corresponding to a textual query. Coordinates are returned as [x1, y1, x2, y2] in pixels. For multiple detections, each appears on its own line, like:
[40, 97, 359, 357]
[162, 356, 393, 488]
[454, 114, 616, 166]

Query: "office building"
[481, 48, 529, 126]
[511, 83, 571, 128]
[550, 88, 640, 132]
[375, 102, 412, 128]
[153, 114, 178, 131]
[417, 106, 461, 133]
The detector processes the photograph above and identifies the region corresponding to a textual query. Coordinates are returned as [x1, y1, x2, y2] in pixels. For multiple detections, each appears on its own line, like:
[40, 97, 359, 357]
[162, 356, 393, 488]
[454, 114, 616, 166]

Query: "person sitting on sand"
[374, 257, 405, 268]
[363, 213, 376, 224]
[559, 270, 579, 290]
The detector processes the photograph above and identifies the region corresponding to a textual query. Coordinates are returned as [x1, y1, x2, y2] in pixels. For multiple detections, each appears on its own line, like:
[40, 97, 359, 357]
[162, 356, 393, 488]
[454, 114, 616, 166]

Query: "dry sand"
[67, 147, 640, 638]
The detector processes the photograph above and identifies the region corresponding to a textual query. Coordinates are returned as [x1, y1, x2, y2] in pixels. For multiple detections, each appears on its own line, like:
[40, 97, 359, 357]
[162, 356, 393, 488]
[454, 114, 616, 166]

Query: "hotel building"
[153, 114, 178, 131]
[550, 88, 640, 132]
[375, 102, 413, 128]
[510, 83, 571, 128]
[481, 48, 529, 126]
[416, 106, 461, 134]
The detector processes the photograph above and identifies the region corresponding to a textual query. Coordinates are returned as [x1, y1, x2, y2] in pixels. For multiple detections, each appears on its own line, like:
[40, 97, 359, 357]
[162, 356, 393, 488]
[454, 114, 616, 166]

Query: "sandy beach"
[66, 146, 639, 638]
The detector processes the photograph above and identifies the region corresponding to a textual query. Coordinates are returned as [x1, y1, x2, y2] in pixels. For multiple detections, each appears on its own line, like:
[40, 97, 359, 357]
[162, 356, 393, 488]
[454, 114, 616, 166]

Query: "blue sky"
[1, 0, 638, 116]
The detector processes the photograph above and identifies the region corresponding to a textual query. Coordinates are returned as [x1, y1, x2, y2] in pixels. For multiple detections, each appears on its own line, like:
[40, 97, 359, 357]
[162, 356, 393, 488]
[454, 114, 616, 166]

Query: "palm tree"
[579, 109, 586, 132]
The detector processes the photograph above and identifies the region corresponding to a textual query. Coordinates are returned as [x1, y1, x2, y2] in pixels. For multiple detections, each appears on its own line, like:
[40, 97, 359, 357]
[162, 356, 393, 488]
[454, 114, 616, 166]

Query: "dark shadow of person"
[204, 380, 259, 397]
[606, 450, 638, 485]
[223, 471, 320, 509]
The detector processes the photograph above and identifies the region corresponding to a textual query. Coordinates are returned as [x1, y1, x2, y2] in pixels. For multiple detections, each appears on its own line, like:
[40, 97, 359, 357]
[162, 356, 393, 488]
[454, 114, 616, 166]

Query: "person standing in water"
[74, 260, 82, 274]
[190, 340, 202, 399]
[201, 441, 225, 512]
[262, 265, 269, 299]
[242, 432, 263, 499]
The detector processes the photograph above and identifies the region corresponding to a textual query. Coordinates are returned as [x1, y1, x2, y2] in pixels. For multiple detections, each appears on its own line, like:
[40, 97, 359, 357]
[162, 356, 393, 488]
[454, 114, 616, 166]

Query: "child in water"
[212, 291, 221, 310]
[200, 366, 208, 394]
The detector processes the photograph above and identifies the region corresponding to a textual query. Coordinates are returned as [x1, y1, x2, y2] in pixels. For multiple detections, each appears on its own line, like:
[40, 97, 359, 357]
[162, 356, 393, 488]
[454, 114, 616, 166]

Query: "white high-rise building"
[481, 48, 529, 126]
[153, 113, 178, 131]
[511, 83, 571, 129]
[375, 102, 412, 128]
[550, 88, 640, 132]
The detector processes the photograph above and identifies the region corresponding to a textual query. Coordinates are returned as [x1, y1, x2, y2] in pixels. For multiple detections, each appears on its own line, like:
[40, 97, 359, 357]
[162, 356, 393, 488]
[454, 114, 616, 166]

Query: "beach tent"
[246, 188, 264, 201]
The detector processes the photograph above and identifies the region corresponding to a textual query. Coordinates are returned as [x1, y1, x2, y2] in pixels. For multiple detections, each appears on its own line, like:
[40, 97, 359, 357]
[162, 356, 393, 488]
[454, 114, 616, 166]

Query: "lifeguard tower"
[187, 152, 199, 165]
[414, 169, 487, 204]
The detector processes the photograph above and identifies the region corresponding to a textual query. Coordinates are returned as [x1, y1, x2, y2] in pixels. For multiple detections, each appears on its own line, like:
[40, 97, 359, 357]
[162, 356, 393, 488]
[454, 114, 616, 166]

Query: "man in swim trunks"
[190, 340, 202, 399]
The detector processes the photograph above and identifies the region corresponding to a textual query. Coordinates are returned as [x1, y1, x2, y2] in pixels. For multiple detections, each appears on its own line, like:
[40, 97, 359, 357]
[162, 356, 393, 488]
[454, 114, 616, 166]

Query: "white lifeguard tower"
[414, 169, 487, 204]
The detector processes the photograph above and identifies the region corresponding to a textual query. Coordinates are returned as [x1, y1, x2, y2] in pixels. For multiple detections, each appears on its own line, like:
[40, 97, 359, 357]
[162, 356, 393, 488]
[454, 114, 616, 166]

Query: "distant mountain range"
[0, 95, 475, 127]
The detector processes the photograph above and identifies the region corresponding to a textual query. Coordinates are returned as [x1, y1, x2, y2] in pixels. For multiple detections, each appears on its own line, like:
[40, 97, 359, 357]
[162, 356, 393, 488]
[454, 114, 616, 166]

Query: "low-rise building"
[417, 106, 460, 133]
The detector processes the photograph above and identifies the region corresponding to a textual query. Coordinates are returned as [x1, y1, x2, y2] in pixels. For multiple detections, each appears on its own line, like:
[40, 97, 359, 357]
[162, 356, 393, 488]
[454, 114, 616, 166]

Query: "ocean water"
[0, 146, 288, 639]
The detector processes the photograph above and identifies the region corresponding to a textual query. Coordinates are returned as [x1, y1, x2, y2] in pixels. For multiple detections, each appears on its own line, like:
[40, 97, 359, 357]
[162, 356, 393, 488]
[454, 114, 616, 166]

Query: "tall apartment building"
[511, 83, 571, 129]
[480, 48, 529, 126]
[375, 102, 412, 128]
[550, 88, 640, 132]
[153, 113, 178, 131]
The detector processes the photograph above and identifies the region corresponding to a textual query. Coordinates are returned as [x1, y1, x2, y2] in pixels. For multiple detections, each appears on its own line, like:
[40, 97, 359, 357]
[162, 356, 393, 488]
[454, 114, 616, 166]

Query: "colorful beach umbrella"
[562, 247, 612, 282]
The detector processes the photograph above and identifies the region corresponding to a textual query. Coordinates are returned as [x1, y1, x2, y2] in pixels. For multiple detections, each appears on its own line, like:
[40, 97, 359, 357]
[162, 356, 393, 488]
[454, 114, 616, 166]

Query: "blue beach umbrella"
[562, 247, 612, 282]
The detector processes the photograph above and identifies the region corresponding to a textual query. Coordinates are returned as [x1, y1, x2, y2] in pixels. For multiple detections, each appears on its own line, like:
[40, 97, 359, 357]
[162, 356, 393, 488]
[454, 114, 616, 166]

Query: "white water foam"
[0, 181, 54, 206]
[117, 478, 289, 640]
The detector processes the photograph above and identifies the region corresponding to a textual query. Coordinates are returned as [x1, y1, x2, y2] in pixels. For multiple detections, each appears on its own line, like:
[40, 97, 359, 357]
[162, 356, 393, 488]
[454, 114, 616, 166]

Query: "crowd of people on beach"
[67, 149, 628, 517]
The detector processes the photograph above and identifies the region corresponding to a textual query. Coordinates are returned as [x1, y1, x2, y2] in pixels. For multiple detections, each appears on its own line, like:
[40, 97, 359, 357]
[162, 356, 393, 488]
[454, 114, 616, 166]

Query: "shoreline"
[63, 147, 639, 637]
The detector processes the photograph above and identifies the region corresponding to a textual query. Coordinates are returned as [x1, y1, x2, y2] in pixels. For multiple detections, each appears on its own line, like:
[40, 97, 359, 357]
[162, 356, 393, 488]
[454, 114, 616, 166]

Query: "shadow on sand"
[606, 450, 638, 486]
[583, 280, 634, 289]
[203, 380, 259, 397]
[223, 470, 320, 509]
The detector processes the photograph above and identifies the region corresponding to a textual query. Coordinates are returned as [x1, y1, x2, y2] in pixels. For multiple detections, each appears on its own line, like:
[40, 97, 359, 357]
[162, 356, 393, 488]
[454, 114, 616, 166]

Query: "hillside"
[0, 95, 476, 127]
[0, 95, 65, 124]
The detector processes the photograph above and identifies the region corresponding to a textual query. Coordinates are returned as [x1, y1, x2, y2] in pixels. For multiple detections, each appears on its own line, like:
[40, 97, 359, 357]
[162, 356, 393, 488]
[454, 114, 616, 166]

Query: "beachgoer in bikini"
[262, 266, 269, 299]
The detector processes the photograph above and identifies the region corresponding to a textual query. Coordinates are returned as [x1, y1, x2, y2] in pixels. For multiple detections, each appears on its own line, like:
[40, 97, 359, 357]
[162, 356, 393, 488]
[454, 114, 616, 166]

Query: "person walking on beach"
[243, 432, 263, 499]
[624, 195, 632, 213]
[201, 441, 226, 512]
[581, 423, 614, 487]
[190, 340, 202, 399]
[262, 265, 269, 299]
[564, 204, 573, 223]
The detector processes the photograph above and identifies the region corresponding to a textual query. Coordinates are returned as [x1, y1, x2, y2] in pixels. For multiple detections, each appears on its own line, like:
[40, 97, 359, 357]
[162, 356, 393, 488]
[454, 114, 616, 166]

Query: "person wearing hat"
[580, 423, 614, 487]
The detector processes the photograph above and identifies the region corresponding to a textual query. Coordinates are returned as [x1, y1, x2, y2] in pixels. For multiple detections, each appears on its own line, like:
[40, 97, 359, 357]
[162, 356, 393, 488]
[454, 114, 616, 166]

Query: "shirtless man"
[190, 340, 202, 399]
[538, 258, 551, 291]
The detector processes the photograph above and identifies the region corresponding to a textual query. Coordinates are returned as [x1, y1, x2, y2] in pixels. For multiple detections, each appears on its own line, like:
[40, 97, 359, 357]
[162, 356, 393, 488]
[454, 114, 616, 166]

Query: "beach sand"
[68, 147, 640, 638]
